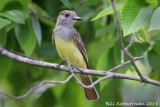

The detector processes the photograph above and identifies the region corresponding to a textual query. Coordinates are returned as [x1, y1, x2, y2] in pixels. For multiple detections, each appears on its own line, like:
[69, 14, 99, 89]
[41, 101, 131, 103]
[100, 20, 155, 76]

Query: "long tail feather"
[80, 74, 99, 100]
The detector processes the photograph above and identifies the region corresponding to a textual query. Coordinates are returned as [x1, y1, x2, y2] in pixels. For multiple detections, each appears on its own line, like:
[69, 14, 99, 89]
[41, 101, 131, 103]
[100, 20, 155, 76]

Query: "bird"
[52, 10, 99, 100]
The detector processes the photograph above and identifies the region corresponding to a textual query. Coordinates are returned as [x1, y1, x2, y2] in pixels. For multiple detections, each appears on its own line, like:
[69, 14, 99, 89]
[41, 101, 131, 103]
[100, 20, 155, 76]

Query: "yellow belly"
[55, 38, 87, 68]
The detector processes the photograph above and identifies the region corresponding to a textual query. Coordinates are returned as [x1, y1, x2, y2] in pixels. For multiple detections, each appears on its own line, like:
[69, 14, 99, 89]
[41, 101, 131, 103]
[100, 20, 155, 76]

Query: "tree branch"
[0, 58, 111, 100]
[126, 33, 136, 50]
[111, 0, 145, 82]
[0, 42, 160, 100]
[0, 43, 160, 87]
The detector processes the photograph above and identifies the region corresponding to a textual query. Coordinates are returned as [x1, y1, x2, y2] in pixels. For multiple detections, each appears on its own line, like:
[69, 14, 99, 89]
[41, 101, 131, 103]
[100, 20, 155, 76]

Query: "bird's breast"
[54, 37, 86, 68]
[54, 26, 74, 40]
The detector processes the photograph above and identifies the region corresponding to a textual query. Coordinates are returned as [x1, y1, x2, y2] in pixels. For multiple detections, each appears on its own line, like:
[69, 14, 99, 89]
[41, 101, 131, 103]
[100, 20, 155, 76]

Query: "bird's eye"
[64, 14, 70, 17]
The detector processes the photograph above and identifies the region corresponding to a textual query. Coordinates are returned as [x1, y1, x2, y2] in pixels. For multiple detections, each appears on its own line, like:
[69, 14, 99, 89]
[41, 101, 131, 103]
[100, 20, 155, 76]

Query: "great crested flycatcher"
[52, 10, 99, 100]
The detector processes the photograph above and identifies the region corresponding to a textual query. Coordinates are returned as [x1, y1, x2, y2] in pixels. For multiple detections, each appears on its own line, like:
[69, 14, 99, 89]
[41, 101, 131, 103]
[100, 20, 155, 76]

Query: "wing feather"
[73, 30, 90, 69]
[52, 30, 56, 46]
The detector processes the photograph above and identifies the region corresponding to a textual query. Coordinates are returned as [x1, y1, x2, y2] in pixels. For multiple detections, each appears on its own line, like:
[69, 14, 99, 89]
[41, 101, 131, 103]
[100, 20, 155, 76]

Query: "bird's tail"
[80, 74, 99, 101]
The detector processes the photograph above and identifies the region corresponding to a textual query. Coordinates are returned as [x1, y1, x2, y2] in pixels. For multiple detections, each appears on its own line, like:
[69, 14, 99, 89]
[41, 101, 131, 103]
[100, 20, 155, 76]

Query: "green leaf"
[23, 19, 37, 56]
[145, 0, 158, 8]
[91, 4, 123, 21]
[30, 13, 42, 46]
[19, 0, 31, 8]
[60, 0, 71, 9]
[132, 42, 149, 56]
[136, 30, 148, 42]
[148, 7, 160, 31]
[150, 31, 160, 44]
[121, 0, 153, 36]
[96, 49, 108, 70]
[28, 3, 55, 26]
[0, 18, 11, 30]
[0, 55, 13, 80]
[148, 70, 160, 81]
[35, 41, 57, 56]
[113, 41, 121, 65]
[152, 44, 160, 56]
[0, 27, 7, 46]
[0, 31, 16, 80]
[35, 89, 56, 107]
[95, 23, 116, 37]
[14, 23, 31, 49]
[148, 49, 160, 71]
[24, 32, 37, 56]
[0, 10, 28, 24]
[60, 77, 92, 107]
[96, 47, 116, 70]
[0, 0, 31, 11]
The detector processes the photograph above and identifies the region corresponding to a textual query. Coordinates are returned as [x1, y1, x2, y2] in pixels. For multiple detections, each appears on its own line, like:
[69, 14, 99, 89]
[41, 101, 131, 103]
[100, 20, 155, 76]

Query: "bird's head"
[56, 10, 83, 27]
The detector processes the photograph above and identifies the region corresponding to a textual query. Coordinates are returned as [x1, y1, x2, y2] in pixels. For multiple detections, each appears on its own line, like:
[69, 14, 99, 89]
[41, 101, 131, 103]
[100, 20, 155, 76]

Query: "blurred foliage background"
[0, 0, 160, 107]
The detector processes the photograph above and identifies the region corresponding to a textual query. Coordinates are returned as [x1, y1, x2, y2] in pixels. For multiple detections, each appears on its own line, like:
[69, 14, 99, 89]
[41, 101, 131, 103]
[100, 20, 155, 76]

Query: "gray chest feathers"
[54, 26, 75, 40]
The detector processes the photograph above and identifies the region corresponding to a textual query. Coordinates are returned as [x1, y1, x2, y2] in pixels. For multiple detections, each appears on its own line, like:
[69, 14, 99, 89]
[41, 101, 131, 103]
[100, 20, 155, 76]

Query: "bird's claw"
[55, 61, 65, 69]
[71, 62, 80, 70]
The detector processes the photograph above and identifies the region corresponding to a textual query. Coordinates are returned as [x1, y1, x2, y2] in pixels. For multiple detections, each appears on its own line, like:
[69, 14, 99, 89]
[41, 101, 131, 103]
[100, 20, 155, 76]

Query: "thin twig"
[121, 49, 124, 63]
[75, 75, 113, 89]
[111, 0, 145, 82]
[126, 33, 136, 50]
[107, 56, 144, 72]
[74, 0, 85, 11]
[30, 12, 56, 21]
[0, 74, 74, 100]
[111, 0, 124, 49]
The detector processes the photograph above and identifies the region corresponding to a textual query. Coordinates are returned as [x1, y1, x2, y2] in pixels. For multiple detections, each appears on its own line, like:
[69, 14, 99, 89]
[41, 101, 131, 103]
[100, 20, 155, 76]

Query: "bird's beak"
[72, 16, 83, 20]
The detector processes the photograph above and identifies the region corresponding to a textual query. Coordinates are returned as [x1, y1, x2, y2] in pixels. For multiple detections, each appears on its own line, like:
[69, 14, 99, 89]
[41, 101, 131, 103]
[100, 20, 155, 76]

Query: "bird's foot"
[71, 62, 80, 70]
[55, 61, 65, 69]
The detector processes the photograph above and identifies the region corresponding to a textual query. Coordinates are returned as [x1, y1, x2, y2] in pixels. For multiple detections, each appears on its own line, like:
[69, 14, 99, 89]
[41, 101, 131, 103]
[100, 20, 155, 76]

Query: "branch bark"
[0, 43, 160, 87]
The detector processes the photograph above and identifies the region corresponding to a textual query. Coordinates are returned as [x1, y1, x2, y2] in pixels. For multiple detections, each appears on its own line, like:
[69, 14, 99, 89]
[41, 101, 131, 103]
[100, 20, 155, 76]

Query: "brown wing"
[52, 30, 56, 46]
[73, 30, 90, 69]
